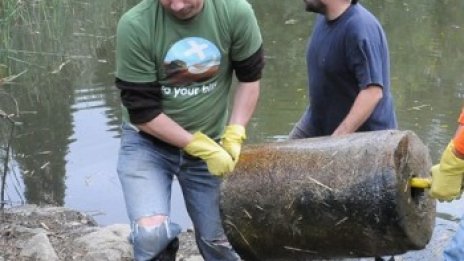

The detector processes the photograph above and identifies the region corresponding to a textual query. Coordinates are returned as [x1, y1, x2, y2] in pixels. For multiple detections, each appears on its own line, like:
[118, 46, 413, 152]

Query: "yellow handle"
[410, 177, 432, 189]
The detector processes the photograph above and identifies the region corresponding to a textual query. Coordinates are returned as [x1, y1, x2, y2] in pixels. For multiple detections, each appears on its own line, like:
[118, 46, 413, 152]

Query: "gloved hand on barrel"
[429, 140, 464, 201]
[221, 124, 246, 164]
[183, 132, 235, 177]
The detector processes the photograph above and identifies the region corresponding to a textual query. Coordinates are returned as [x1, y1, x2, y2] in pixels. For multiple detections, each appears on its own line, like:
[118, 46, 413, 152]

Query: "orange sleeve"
[459, 110, 464, 125]
[454, 111, 464, 155]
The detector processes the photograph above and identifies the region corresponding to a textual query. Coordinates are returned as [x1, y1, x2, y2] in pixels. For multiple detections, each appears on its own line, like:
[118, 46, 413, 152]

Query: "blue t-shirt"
[306, 4, 397, 136]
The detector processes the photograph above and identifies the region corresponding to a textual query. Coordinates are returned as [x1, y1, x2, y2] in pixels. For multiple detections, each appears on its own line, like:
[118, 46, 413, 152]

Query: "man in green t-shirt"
[115, 0, 264, 260]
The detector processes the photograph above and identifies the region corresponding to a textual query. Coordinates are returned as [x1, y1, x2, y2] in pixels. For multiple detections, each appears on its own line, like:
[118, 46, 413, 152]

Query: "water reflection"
[65, 86, 123, 224]
[0, 0, 464, 240]
[0, 0, 132, 216]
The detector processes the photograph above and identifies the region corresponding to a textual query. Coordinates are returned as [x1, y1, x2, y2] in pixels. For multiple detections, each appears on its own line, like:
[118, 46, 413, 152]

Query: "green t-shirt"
[115, 0, 262, 139]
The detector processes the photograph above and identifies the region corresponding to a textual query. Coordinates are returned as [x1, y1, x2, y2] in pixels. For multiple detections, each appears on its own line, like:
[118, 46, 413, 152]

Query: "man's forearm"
[135, 80, 260, 147]
[136, 113, 193, 148]
[332, 86, 383, 136]
[228, 81, 260, 126]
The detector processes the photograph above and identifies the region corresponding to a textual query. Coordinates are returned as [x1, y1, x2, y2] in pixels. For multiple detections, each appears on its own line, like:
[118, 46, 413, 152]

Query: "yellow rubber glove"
[183, 132, 234, 177]
[429, 141, 464, 201]
[220, 125, 246, 164]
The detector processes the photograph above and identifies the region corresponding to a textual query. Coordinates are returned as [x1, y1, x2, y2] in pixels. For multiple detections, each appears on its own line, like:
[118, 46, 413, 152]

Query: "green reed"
[0, 0, 137, 91]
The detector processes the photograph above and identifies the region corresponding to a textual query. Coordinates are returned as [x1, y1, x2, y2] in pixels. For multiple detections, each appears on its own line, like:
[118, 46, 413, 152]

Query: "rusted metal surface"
[220, 130, 435, 260]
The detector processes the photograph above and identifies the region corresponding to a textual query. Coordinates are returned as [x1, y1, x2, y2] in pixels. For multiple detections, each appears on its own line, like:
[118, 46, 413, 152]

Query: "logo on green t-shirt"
[163, 37, 221, 87]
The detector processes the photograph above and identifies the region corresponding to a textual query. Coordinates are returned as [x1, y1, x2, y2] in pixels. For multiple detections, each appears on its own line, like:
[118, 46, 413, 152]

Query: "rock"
[74, 224, 132, 261]
[0, 204, 459, 261]
[19, 233, 59, 261]
[0, 205, 200, 261]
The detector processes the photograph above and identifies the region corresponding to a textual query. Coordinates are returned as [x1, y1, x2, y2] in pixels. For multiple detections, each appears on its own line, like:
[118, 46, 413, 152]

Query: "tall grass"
[0, 0, 138, 86]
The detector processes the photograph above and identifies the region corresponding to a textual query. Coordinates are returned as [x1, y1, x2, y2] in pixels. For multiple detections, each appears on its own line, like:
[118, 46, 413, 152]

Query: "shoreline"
[0, 205, 201, 261]
[0, 205, 458, 261]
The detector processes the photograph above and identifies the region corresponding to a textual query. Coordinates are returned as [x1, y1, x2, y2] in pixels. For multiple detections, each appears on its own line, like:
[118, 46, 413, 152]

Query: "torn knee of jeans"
[203, 237, 233, 249]
[137, 215, 168, 229]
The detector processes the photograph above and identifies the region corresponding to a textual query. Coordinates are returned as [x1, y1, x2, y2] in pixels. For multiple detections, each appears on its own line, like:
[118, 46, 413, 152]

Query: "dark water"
[1, 0, 464, 245]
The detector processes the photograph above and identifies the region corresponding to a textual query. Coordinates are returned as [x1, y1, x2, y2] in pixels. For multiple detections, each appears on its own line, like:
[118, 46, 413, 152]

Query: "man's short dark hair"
[352, 0, 359, 4]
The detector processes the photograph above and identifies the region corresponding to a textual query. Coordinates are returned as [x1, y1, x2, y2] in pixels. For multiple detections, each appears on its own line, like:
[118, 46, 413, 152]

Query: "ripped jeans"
[444, 213, 464, 261]
[117, 123, 240, 261]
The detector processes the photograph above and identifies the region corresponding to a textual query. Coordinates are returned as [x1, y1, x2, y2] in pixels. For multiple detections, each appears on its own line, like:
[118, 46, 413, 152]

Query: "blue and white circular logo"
[163, 37, 221, 87]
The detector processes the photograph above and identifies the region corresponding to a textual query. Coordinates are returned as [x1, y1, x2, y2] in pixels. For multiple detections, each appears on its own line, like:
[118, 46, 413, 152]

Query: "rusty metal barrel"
[220, 130, 435, 260]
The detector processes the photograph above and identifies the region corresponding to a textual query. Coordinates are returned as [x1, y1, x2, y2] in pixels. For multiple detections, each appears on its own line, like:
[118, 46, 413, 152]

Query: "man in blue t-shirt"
[290, 1, 396, 260]
[289, 0, 397, 139]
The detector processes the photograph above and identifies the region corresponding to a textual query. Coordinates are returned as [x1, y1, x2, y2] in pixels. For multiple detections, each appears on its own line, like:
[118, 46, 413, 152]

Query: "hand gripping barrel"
[219, 130, 435, 260]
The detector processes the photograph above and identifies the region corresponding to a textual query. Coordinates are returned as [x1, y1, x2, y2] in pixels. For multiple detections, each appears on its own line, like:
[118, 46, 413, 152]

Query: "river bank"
[0, 205, 458, 260]
[0, 205, 201, 261]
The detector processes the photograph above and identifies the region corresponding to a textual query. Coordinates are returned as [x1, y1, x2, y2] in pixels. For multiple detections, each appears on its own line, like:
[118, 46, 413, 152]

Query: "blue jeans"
[444, 213, 464, 261]
[117, 123, 239, 261]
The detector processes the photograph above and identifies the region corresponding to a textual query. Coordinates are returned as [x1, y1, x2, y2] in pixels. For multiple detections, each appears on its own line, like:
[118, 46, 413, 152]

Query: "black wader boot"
[150, 238, 179, 261]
